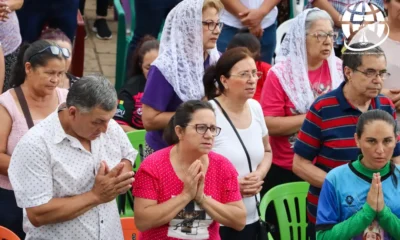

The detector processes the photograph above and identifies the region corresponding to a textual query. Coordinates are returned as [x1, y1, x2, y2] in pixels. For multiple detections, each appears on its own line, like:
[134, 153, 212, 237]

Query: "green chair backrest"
[114, 0, 163, 92]
[114, 0, 134, 91]
[118, 129, 145, 218]
[127, 130, 146, 172]
[260, 182, 310, 240]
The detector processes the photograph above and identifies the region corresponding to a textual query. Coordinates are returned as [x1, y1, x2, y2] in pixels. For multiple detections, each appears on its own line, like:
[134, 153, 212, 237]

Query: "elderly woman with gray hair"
[259, 8, 344, 239]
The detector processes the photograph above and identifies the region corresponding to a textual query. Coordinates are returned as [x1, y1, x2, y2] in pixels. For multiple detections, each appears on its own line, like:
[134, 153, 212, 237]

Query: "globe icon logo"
[341, 1, 389, 51]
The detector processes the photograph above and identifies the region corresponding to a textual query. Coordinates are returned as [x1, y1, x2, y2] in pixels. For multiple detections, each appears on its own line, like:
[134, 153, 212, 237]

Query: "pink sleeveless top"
[0, 88, 68, 190]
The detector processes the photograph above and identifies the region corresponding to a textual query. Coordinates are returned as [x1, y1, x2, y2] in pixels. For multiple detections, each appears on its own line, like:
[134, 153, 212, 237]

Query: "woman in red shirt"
[226, 31, 271, 102]
[133, 100, 246, 240]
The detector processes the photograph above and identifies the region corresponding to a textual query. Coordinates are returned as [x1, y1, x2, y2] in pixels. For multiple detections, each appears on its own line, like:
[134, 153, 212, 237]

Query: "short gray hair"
[342, 42, 386, 81]
[305, 9, 334, 33]
[66, 75, 118, 112]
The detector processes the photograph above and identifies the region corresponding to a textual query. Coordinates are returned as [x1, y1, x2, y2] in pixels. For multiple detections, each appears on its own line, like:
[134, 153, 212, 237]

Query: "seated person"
[133, 100, 246, 239]
[316, 109, 400, 239]
[114, 36, 159, 132]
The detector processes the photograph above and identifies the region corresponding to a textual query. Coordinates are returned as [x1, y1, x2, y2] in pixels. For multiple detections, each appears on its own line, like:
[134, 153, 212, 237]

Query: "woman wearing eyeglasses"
[141, 0, 224, 157]
[258, 9, 344, 239]
[133, 100, 246, 239]
[203, 47, 272, 239]
[40, 28, 79, 89]
[0, 40, 69, 239]
[316, 110, 400, 240]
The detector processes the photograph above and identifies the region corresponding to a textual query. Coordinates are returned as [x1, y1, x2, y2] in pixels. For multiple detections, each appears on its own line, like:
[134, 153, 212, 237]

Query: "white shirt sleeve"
[249, 99, 268, 137]
[8, 135, 53, 208]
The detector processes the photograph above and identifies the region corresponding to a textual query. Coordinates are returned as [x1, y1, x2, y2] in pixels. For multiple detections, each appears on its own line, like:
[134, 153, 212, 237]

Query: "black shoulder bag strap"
[213, 99, 274, 237]
[212, 99, 262, 213]
[15, 86, 34, 129]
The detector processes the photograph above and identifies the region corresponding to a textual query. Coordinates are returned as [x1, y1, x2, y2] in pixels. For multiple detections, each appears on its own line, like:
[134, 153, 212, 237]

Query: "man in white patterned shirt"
[8, 75, 137, 240]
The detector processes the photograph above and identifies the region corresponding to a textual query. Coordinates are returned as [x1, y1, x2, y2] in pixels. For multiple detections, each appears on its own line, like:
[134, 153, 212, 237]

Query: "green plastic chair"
[113, 0, 164, 91]
[260, 182, 310, 240]
[117, 130, 146, 217]
[127, 130, 146, 172]
[289, 0, 308, 19]
[118, 189, 134, 217]
[114, 0, 135, 91]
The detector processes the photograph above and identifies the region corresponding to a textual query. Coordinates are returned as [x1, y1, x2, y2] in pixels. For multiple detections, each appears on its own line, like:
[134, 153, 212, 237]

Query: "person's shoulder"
[143, 65, 171, 91]
[208, 151, 237, 173]
[247, 98, 263, 114]
[56, 87, 69, 101]
[334, 56, 342, 66]
[16, 118, 52, 152]
[247, 98, 261, 106]
[148, 65, 165, 79]
[256, 61, 272, 71]
[107, 119, 124, 132]
[393, 165, 400, 178]
[138, 147, 172, 173]
[326, 163, 351, 182]
[143, 146, 172, 166]
[0, 89, 14, 105]
[377, 94, 394, 106]
[267, 63, 284, 81]
[311, 87, 341, 110]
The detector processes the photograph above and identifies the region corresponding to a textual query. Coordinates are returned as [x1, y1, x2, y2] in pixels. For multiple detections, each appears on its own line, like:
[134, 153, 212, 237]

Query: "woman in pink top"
[259, 8, 344, 238]
[133, 100, 246, 240]
[0, 40, 69, 238]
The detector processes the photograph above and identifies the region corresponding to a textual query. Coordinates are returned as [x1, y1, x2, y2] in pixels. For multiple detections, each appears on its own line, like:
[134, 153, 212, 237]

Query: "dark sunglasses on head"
[28, 45, 71, 62]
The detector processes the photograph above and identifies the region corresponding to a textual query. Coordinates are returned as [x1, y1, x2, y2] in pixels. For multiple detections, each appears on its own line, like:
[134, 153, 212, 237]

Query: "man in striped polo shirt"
[292, 42, 400, 240]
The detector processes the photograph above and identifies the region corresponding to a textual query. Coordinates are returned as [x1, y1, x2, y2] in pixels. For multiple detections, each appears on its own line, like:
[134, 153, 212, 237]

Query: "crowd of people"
[1, 0, 400, 239]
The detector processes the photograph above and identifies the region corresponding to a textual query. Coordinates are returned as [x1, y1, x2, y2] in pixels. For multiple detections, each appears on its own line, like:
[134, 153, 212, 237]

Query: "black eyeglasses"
[307, 31, 338, 42]
[28, 46, 71, 62]
[353, 68, 391, 79]
[187, 124, 221, 136]
[202, 21, 223, 31]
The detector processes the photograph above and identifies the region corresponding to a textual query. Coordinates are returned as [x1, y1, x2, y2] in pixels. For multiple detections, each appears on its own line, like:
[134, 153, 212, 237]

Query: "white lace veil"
[151, 0, 220, 102]
[272, 8, 344, 114]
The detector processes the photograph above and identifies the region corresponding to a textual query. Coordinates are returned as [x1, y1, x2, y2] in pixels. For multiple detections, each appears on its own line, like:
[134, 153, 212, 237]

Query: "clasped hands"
[239, 170, 264, 198]
[238, 9, 265, 38]
[91, 161, 135, 204]
[182, 160, 207, 204]
[367, 173, 385, 213]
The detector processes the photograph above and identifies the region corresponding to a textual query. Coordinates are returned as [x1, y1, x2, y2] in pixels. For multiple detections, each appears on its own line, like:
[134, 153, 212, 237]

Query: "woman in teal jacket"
[316, 109, 400, 240]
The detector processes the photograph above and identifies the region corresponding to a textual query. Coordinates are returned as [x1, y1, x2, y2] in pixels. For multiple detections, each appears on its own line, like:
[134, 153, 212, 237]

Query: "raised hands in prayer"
[182, 159, 208, 204]
[367, 172, 385, 213]
[91, 161, 135, 204]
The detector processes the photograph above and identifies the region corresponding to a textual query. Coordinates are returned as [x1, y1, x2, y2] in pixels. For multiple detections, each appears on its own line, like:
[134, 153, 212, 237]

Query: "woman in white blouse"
[203, 47, 272, 239]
